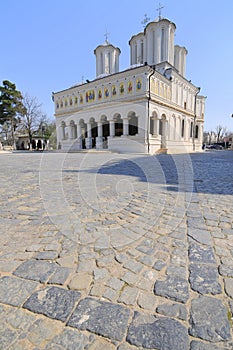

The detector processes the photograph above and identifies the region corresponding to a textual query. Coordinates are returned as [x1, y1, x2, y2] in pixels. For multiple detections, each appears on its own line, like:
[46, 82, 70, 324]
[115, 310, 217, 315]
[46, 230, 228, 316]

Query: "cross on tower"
[156, 2, 164, 20]
[141, 13, 150, 28]
[104, 29, 110, 43]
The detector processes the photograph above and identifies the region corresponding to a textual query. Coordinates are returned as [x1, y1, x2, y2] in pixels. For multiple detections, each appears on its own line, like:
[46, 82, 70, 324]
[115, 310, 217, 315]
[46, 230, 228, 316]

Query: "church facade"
[53, 17, 206, 154]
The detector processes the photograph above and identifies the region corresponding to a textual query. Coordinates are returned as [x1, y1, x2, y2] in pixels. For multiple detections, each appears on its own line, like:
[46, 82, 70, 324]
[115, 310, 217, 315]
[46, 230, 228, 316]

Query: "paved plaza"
[0, 150, 233, 350]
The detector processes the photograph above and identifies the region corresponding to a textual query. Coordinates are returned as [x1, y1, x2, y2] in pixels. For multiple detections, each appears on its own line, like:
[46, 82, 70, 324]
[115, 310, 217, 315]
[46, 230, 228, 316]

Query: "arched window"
[161, 28, 165, 61]
[190, 122, 193, 137]
[181, 119, 185, 138]
[150, 117, 154, 135]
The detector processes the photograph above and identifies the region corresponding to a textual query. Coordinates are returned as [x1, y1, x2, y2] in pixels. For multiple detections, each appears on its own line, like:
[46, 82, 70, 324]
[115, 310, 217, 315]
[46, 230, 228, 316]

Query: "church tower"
[129, 18, 176, 67]
[174, 45, 188, 77]
[94, 38, 121, 78]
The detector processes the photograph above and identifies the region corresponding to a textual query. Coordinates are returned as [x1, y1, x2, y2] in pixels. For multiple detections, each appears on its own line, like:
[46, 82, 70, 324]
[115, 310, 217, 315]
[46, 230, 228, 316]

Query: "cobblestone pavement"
[0, 150, 233, 350]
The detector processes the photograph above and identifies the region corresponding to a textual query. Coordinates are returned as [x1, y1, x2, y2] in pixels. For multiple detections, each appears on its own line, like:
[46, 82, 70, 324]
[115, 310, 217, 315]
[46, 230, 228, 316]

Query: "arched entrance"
[114, 114, 123, 136]
[80, 119, 87, 149]
[128, 112, 138, 136]
[101, 115, 110, 148]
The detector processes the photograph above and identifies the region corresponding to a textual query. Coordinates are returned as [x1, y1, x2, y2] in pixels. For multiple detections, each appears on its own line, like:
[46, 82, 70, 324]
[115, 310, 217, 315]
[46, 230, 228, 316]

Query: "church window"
[60, 101, 63, 108]
[181, 119, 185, 138]
[134, 43, 137, 64]
[106, 52, 111, 74]
[65, 99, 68, 107]
[159, 119, 163, 135]
[140, 41, 144, 64]
[70, 98, 73, 106]
[80, 94, 83, 104]
[74, 96, 78, 104]
[56, 102, 59, 109]
[184, 102, 187, 109]
[152, 30, 155, 63]
[161, 28, 165, 61]
[190, 122, 193, 137]
[195, 125, 199, 139]
[150, 118, 154, 135]
[100, 52, 104, 75]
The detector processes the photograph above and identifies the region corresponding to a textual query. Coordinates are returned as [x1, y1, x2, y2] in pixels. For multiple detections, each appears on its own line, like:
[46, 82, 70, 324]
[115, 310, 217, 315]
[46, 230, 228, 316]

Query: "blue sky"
[1, 0, 233, 132]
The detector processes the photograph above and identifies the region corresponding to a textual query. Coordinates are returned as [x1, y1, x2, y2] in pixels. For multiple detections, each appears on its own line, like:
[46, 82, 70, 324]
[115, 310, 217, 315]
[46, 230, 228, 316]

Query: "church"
[53, 12, 206, 154]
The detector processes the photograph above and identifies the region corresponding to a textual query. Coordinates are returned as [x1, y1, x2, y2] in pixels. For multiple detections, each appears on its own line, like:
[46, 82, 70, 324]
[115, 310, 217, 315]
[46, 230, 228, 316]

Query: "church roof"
[94, 41, 121, 54]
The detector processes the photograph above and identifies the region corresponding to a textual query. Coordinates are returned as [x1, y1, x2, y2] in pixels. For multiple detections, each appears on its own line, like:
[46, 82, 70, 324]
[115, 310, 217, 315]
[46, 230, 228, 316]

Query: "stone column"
[98, 122, 103, 137]
[96, 122, 103, 149]
[77, 124, 82, 149]
[153, 117, 158, 136]
[60, 125, 65, 140]
[109, 120, 115, 137]
[68, 125, 73, 140]
[123, 118, 129, 136]
[86, 123, 92, 149]
[161, 119, 167, 148]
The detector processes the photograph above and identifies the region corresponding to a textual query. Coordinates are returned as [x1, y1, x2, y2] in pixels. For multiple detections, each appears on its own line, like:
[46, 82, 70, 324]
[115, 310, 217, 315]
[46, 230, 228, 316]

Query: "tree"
[0, 80, 25, 146]
[21, 93, 45, 145]
[216, 125, 228, 143]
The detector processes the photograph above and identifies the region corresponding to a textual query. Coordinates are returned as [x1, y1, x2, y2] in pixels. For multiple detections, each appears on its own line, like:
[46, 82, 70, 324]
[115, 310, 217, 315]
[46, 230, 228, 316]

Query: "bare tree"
[216, 125, 228, 143]
[21, 94, 46, 146]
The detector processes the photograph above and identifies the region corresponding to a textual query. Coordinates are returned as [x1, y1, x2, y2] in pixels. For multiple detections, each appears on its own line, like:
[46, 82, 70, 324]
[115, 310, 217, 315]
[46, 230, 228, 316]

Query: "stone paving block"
[189, 264, 222, 295]
[219, 264, 233, 277]
[127, 311, 189, 350]
[88, 338, 116, 350]
[154, 275, 189, 303]
[13, 259, 58, 282]
[189, 295, 231, 342]
[34, 250, 59, 260]
[123, 260, 144, 274]
[68, 297, 131, 341]
[27, 318, 63, 347]
[106, 276, 125, 291]
[6, 308, 36, 331]
[68, 273, 93, 290]
[188, 241, 216, 264]
[23, 286, 81, 322]
[166, 265, 187, 278]
[48, 266, 71, 285]
[156, 302, 187, 321]
[137, 291, 156, 310]
[190, 340, 227, 350]
[0, 324, 18, 349]
[153, 260, 166, 271]
[188, 228, 212, 246]
[118, 285, 138, 305]
[0, 276, 38, 307]
[121, 271, 138, 285]
[45, 328, 89, 350]
[224, 278, 233, 298]
[93, 268, 108, 281]
[103, 287, 118, 302]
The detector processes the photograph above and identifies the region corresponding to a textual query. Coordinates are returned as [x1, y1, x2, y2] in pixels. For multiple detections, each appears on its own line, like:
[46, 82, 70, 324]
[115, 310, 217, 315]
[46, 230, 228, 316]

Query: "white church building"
[53, 15, 206, 154]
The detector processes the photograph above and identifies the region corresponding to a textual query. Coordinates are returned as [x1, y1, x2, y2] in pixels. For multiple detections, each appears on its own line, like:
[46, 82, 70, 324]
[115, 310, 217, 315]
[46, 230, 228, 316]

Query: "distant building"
[53, 16, 206, 154]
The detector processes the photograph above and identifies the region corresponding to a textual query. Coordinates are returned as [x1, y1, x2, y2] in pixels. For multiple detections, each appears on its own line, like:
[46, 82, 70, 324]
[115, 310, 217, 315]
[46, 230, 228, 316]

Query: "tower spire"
[104, 29, 110, 44]
[156, 2, 164, 20]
